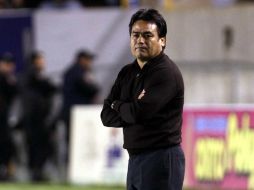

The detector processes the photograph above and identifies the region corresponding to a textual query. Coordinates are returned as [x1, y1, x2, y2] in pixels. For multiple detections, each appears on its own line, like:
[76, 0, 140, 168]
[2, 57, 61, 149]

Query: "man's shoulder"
[119, 62, 135, 74]
[162, 55, 184, 89]
[160, 54, 175, 66]
[64, 64, 82, 76]
[150, 54, 183, 82]
[160, 54, 182, 73]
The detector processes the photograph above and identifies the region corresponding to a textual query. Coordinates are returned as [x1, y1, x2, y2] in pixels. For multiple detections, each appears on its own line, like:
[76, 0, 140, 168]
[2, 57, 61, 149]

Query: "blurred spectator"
[236, 0, 254, 2]
[120, 0, 139, 7]
[22, 0, 42, 9]
[140, 0, 161, 7]
[11, 0, 25, 8]
[61, 49, 99, 161]
[0, 0, 252, 9]
[105, 0, 120, 6]
[39, 0, 83, 10]
[79, 0, 107, 6]
[0, 52, 17, 180]
[19, 51, 57, 181]
[0, 0, 9, 8]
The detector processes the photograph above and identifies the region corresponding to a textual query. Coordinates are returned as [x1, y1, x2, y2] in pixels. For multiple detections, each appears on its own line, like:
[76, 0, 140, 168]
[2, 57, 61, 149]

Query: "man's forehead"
[132, 20, 157, 32]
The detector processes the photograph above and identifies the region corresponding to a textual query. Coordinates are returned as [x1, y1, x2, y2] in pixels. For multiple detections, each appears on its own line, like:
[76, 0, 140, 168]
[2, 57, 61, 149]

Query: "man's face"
[0, 61, 15, 75]
[79, 57, 93, 70]
[130, 20, 166, 62]
[34, 56, 45, 71]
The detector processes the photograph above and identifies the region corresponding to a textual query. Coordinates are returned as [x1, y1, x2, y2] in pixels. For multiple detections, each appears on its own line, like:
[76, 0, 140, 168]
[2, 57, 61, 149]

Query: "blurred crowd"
[0, 0, 253, 10]
[0, 0, 120, 9]
[0, 50, 99, 181]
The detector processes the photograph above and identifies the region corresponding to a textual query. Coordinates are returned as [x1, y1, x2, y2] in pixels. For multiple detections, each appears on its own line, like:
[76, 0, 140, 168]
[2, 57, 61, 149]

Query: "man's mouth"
[135, 47, 147, 51]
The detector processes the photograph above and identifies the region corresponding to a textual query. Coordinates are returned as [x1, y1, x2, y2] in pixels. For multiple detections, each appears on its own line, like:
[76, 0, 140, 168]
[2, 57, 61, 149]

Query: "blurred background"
[1, 0, 254, 189]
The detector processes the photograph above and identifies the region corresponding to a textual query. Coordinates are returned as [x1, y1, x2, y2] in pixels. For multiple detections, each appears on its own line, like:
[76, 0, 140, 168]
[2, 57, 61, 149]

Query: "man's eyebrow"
[131, 31, 153, 34]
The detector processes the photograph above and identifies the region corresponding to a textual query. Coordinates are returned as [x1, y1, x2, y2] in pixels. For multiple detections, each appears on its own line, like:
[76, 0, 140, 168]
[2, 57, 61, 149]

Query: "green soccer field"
[0, 183, 196, 190]
[0, 184, 124, 190]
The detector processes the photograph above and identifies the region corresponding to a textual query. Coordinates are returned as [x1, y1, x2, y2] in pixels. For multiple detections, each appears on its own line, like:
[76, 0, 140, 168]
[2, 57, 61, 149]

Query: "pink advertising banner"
[182, 105, 254, 189]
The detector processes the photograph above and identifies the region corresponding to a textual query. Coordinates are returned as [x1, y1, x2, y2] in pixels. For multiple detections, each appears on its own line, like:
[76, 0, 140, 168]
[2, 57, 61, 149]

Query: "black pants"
[127, 145, 185, 190]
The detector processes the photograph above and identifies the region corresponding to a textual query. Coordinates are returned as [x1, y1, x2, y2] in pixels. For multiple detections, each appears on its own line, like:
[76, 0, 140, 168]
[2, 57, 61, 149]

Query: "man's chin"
[136, 54, 149, 61]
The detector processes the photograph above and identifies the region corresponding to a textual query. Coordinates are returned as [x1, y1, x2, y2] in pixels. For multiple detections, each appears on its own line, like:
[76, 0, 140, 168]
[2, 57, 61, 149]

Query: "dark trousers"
[127, 145, 185, 190]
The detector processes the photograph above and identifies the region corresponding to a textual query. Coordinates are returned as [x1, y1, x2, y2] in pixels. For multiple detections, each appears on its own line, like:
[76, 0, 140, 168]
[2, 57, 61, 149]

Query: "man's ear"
[160, 37, 166, 49]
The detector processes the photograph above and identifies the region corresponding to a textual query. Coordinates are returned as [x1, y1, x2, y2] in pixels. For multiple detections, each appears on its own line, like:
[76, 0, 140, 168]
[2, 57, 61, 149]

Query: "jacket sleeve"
[100, 68, 125, 127]
[113, 68, 179, 124]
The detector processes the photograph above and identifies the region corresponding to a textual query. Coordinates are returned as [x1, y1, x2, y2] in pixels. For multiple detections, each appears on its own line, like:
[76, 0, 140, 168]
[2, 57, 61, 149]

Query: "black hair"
[75, 49, 95, 63]
[129, 9, 167, 38]
[0, 52, 15, 63]
[29, 51, 43, 65]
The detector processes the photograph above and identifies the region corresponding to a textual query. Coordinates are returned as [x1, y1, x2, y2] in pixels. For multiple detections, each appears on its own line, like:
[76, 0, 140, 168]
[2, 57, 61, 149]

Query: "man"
[0, 52, 17, 180]
[61, 49, 99, 160]
[101, 9, 185, 190]
[19, 51, 57, 181]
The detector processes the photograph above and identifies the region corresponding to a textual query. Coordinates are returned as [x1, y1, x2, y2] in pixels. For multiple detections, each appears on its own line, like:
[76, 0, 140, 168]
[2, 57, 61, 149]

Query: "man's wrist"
[111, 100, 123, 112]
[111, 101, 116, 109]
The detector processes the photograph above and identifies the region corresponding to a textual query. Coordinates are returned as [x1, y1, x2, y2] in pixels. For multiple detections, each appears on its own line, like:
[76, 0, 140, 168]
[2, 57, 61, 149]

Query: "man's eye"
[132, 34, 139, 38]
[144, 34, 153, 38]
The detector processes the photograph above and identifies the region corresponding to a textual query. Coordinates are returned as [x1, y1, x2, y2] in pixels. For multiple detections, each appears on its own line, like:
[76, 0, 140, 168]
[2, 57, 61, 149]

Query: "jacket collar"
[133, 51, 165, 71]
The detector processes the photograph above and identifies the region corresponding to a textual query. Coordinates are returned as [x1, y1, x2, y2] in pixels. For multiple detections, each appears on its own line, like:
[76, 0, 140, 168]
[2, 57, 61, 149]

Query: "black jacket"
[101, 53, 184, 153]
[0, 73, 17, 136]
[62, 63, 99, 116]
[19, 68, 57, 134]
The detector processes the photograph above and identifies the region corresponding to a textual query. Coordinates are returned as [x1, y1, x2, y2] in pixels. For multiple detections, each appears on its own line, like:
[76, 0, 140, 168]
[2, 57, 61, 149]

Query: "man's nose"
[137, 34, 145, 43]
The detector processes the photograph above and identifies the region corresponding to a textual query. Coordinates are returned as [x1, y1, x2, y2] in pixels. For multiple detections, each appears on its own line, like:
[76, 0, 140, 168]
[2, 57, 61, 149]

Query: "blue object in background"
[107, 144, 122, 168]
[195, 116, 227, 133]
[0, 11, 33, 73]
[128, 0, 139, 7]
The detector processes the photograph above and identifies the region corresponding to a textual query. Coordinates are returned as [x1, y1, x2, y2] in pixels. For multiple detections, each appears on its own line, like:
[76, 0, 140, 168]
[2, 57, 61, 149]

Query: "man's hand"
[138, 89, 146, 100]
[111, 100, 123, 112]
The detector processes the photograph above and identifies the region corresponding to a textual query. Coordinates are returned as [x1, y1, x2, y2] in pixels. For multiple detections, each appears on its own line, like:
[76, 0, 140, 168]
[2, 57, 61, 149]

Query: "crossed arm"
[100, 68, 177, 127]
